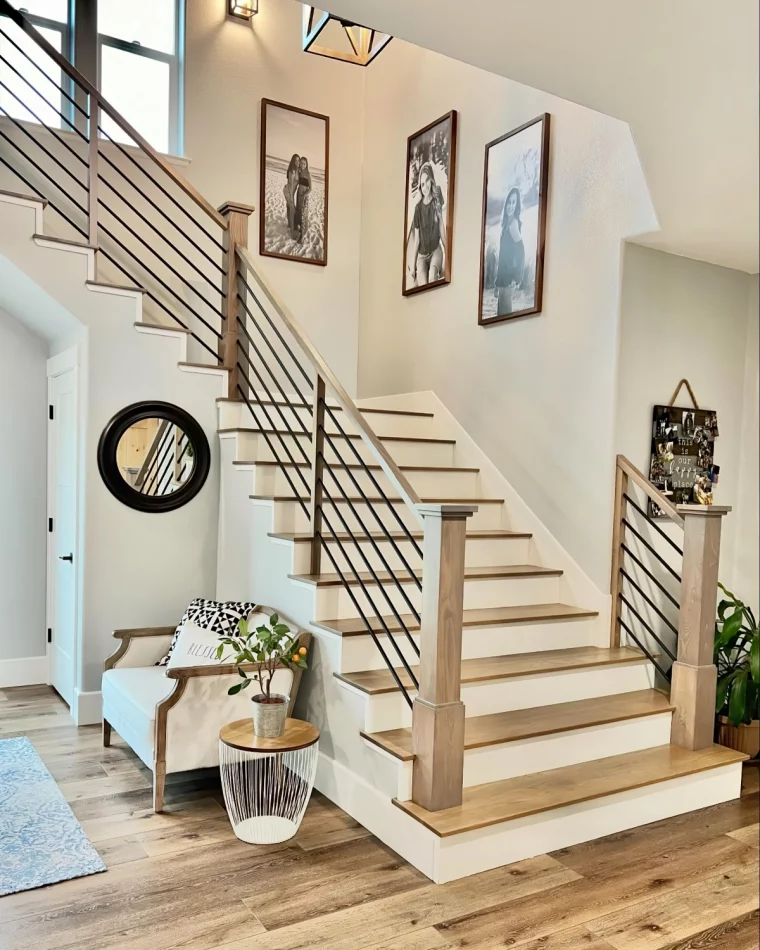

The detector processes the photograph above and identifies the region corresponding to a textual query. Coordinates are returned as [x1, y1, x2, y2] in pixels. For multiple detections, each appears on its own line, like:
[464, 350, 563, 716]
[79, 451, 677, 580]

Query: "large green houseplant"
[715, 583, 759, 756]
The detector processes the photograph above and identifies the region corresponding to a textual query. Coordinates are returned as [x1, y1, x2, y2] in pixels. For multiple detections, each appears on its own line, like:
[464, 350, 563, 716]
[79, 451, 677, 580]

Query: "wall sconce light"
[303, 7, 392, 67]
[228, 0, 258, 22]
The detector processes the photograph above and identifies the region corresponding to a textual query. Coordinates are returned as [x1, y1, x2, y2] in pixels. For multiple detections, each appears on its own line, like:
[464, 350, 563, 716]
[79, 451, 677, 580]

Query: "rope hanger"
[668, 378, 700, 410]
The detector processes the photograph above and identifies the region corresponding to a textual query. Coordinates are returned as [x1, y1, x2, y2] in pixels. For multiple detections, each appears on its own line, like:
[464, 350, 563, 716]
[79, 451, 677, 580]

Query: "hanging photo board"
[648, 404, 719, 517]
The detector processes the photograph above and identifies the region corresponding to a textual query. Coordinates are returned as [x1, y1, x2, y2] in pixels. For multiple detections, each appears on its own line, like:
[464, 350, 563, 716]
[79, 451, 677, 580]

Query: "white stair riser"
[377, 712, 674, 802]
[335, 618, 600, 673]
[310, 574, 560, 619]
[251, 464, 480, 499]
[218, 400, 438, 439]
[290, 534, 530, 575]
[432, 764, 743, 884]
[346, 661, 655, 732]
[269, 498, 502, 534]
[228, 430, 456, 467]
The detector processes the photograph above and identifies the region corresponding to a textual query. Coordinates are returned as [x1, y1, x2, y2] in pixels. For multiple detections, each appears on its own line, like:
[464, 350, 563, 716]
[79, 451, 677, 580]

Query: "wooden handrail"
[615, 455, 684, 528]
[236, 247, 424, 525]
[0, 1, 227, 231]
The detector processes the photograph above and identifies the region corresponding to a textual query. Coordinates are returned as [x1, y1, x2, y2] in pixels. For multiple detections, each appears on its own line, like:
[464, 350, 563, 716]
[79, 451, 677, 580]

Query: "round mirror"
[97, 402, 210, 512]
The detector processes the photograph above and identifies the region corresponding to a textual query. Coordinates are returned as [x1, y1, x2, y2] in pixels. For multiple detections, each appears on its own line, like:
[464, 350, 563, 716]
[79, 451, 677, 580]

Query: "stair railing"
[0, 1, 228, 363]
[235, 246, 476, 810]
[610, 455, 731, 750]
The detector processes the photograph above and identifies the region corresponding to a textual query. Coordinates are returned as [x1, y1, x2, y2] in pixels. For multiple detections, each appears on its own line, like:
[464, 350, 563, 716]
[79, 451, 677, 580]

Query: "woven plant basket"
[717, 717, 760, 758]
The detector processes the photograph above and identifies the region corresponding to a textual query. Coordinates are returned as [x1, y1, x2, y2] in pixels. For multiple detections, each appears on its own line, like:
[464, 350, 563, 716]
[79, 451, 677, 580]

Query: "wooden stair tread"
[292, 563, 560, 587]
[33, 233, 96, 250]
[393, 744, 747, 836]
[236, 461, 480, 473]
[335, 646, 649, 695]
[179, 361, 228, 371]
[270, 528, 530, 543]
[222, 428, 455, 444]
[0, 189, 48, 206]
[218, 398, 434, 419]
[251, 495, 503, 504]
[315, 603, 597, 637]
[135, 321, 189, 332]
[362, 690, 674, 761]
[88, 282, 146, 294]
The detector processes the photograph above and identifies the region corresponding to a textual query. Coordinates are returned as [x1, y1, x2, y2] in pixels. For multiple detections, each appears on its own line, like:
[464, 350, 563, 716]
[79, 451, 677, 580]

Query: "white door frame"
[46, 345, 81, 710]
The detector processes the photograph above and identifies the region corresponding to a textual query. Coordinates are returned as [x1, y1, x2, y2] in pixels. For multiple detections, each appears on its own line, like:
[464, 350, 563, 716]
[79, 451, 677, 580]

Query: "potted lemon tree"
[715, 583, 759, 757]
[217, 614, 308, 738]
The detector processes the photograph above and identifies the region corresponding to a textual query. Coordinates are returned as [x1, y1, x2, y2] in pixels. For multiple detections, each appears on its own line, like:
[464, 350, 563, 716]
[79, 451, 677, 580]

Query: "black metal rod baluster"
[622, 544, 680, 608]
[618, 617, 671, 680]
[0, 126, 88, 217]
[620, 567, 679, 634]
[623, 493, 684, 556]
[618, 593, 677, 662]
[0, 100, 87, 190]
[0, 152, 87, 237]
[622, 518, 682, 582]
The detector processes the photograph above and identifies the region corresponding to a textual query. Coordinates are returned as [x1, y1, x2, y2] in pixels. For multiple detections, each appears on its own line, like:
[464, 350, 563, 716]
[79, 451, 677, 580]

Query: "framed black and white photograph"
[478, 113, 550, 326]
[259, 99, 330, 266]
[402, 110, 457, 296]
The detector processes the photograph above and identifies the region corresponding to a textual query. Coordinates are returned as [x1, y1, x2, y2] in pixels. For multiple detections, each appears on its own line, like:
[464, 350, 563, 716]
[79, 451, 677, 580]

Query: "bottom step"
[394, 744, 747, 836]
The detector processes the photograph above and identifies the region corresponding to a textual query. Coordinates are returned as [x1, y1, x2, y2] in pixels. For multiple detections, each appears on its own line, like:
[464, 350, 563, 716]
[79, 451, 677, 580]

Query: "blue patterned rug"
[0, 736, 106, 895]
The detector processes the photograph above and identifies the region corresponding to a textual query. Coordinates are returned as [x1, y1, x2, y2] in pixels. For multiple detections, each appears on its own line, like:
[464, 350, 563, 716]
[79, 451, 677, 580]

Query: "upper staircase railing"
[610, 455, 731, 751]
[0, 0, 227, 363]
[0, 1, 473, 812]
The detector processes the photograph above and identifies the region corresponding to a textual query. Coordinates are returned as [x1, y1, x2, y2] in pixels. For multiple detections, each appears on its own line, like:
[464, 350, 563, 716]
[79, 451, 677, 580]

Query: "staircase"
[0, 2, 745, 885]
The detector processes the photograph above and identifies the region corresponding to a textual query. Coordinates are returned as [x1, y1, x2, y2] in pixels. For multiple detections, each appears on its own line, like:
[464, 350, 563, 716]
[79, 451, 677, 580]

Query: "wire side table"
[219, 718, 319, 844]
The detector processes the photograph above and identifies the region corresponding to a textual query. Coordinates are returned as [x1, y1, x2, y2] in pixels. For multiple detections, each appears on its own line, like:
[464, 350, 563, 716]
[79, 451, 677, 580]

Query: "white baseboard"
[0, 655, 48, 688]
[74, 688, 102, 726]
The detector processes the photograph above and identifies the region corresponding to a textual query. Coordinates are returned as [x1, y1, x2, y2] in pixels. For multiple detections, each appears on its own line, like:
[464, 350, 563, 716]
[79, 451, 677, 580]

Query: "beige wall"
[355, 40, 656, 589]
[616, 245, 758, 609]
[183, 0, 366, 395]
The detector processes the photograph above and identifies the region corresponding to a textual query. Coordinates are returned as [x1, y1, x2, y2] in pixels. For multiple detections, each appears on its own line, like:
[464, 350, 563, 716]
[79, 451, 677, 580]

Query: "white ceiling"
[316, 0, 760, 274]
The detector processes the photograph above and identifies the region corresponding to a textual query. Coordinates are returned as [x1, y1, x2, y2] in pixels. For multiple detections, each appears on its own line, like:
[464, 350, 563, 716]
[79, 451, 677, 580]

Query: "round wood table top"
[219, 718, 320, 753]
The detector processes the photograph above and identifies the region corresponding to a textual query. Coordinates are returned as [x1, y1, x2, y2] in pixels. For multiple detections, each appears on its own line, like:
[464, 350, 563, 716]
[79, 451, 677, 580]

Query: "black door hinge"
[48, 517, 54, 532]
[47, 628, 52, 643]
[49, 405, 54, 420]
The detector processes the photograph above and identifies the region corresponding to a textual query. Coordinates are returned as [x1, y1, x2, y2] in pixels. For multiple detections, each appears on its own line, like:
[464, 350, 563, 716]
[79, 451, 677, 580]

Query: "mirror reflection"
[116, 417, 196, 497]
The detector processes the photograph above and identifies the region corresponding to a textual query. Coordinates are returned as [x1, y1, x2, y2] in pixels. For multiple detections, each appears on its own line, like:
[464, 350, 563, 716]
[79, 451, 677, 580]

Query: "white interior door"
[48, 356, 78, 708]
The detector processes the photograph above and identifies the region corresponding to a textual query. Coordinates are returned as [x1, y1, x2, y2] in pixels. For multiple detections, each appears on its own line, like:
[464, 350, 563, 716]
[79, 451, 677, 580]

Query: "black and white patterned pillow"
[156, 598, 258, 666]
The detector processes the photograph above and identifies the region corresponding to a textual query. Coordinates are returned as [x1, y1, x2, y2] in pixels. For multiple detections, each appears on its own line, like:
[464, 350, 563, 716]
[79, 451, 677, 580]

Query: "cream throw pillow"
[165, 620, 229, 670]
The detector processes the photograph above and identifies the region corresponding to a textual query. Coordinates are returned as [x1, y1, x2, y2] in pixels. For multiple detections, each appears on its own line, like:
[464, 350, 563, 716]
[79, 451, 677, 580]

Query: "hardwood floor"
[0, 684, 757, 950]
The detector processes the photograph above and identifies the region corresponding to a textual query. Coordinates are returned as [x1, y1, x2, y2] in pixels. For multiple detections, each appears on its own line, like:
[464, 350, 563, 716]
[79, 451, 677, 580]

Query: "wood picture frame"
[478, 113, 550, 326]
[402, 110, 458, 296]
[259, 98, 330, 267]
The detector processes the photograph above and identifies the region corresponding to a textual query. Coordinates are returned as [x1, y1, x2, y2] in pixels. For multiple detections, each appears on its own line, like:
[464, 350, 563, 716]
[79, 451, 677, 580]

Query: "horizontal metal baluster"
[316, 530, 415, 707]
[623, 518, 682, 582]
[618, 617, 671, 680]
[319, 457, 421, 622]
[0, 127, 87, 216]
[97, 217, 223, 341]
[0, 102, 87, 191]
[236, 292, 314, 414]
[235, 382, 310, 518]
[318, 506, 420, 695]
[239, 272, 314, 387]
[0, 54, 88, 147]
[618, 592, 677, 662]
[318, 473, 421, 654]
[235, 317, 312, 439]
[322, 402, 424, 560]
[0, 151, 87, 237]
[98, 170, 224, 296]
[236, 348, 312, 476]
[622, 544, 680, 609]
[98, 198, 225, 320]
[624, 493, 684, 556]
[97, 150, 225, 276]
[97, 126, 226, 254]
[0, 22, 88, 121]
[620, 567, 679, 635]
[157, 435, 190, 496]
[143, 425, 175, 496]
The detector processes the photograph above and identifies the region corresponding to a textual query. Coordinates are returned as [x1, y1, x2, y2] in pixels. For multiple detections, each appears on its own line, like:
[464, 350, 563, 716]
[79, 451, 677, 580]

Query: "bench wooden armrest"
[165, 662, 258, 679]
[112, 626, 176, 640]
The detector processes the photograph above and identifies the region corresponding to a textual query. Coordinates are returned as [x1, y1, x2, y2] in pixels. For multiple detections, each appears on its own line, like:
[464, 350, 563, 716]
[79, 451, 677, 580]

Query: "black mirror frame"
[97, 401, 211, 513]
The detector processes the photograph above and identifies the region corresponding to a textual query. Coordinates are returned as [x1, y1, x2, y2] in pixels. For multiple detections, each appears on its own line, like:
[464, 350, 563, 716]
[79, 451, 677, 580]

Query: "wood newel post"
[670, 504, 731, 750]
[308, 375, 326, 575]
[412, 503, 477, 811]
[609, 458, 629, 648]
[218, 201, 255, 401]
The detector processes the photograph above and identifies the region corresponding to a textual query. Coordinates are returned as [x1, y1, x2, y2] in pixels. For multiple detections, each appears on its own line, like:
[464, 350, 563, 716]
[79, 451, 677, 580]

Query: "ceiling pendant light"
[302, 7, 392, 67]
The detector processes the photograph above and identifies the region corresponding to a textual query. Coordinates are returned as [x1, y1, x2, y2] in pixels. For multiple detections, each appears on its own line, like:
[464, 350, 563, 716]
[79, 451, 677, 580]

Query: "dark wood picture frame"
[402, 110, 458, 296]
[259, 98, 330, 267]
[478, 113, 550, 326]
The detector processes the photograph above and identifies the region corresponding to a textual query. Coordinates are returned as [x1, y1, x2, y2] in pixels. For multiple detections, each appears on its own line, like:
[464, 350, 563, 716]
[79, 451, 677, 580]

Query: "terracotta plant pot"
[717, 717, 760, 758]
[251, 693, 289, 738]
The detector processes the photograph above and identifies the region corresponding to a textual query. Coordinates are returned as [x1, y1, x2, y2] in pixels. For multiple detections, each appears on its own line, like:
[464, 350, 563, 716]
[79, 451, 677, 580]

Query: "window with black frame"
[97, 0, 182, 155]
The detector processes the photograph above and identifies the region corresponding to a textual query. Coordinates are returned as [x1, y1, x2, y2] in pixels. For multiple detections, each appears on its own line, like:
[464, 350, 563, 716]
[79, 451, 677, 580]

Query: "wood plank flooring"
[0, 685, 757, 950]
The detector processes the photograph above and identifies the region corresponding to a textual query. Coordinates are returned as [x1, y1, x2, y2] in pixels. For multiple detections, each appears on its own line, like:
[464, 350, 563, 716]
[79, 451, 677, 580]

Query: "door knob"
[59, 553, 73, 563]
